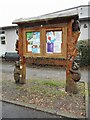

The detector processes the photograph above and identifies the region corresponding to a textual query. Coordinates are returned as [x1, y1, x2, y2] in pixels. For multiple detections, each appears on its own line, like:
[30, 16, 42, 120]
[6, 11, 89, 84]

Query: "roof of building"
[0, 25, 18, 30]
[13, 5, 89, 24]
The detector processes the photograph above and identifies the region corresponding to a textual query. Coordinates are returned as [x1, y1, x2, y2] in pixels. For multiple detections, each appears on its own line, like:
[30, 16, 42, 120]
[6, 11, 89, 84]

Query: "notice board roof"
[13, 8, 79, 24]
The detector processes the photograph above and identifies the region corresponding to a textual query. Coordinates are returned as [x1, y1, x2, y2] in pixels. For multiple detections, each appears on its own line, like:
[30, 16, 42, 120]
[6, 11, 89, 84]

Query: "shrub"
[76, 40, 90, 66]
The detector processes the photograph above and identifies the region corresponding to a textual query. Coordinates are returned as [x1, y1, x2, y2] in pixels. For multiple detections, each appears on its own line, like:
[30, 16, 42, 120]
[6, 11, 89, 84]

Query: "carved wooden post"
[19, 56, 26, 84]
[18, 27, 26, 84]
[65, 20, 80, 94]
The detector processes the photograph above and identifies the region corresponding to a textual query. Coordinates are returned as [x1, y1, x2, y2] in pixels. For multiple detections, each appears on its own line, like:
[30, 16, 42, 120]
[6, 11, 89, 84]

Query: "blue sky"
[0, 0, 89, 27]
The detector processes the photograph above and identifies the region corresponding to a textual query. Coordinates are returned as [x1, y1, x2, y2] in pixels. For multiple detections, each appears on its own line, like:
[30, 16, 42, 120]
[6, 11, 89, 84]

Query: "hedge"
[76, 40, 90, 66]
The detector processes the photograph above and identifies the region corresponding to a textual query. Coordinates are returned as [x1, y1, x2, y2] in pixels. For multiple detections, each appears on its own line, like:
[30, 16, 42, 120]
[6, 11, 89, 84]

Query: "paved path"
[0, 60, 89, 82]
[1, 101, 62, 118]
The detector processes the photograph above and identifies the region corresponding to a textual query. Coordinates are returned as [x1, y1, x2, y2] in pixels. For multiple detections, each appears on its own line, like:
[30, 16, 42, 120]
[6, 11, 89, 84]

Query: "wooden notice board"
[13, 11, 80, 93]
[21, 24, 67, 59]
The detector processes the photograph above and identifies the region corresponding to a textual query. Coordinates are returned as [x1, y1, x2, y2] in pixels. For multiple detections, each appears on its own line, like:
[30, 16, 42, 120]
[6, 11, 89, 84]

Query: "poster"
[46, 31, 62, 53]
[26, 32, 40, 53]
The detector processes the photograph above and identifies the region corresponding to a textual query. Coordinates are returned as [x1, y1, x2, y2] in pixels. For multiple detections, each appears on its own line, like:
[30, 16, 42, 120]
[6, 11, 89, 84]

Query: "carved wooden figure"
[14, 61, 20, 84]
[66, 20, 80, 93]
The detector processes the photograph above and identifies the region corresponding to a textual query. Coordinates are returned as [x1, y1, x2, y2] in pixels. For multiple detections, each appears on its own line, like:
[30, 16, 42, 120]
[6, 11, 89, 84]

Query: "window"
[2, 31, 5, 34]
[16, 29, 18, 35]
[0, 31, 5, 34]
[84, 24, 87, 28]
[1, 36, 6, 44]
[46, 30, 62, 53]
[0, 30, 5, 34]
[26, 31, 40, 53]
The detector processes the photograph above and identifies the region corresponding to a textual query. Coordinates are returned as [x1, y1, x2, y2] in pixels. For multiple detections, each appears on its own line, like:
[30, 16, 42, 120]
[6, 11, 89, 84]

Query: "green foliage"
[41, 80, 65, 87]
[27, 79, 66, 96]
[76, 40, 90, 66]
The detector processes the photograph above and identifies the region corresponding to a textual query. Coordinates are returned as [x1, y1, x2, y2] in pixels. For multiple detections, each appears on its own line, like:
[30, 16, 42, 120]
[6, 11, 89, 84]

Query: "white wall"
[5, 28, 18, 52]
[78, 6, 89, 19]
[77, 6, 90, 41]
[0, 27, 18, 57]
[0, 34, 6, 56]
[78, 20, 90, 40]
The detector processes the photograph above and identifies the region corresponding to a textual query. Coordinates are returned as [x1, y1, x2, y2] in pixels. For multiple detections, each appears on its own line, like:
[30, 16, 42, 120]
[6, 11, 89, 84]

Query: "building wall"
[78, 20, 90, 40]
[0, 27, 18, 57]
[5, 28, 18, 52]
[78, 6, 89, 19]
[0, 34, 6, 56]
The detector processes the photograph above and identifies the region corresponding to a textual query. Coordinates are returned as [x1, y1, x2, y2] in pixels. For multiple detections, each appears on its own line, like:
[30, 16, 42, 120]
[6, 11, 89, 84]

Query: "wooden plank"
[26, 57, 66, 66]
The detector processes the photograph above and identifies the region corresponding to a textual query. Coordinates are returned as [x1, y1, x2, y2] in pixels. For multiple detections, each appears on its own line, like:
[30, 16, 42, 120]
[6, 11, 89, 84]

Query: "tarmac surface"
[0, 59, 89, 83]
[1, 101, 62, 118]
